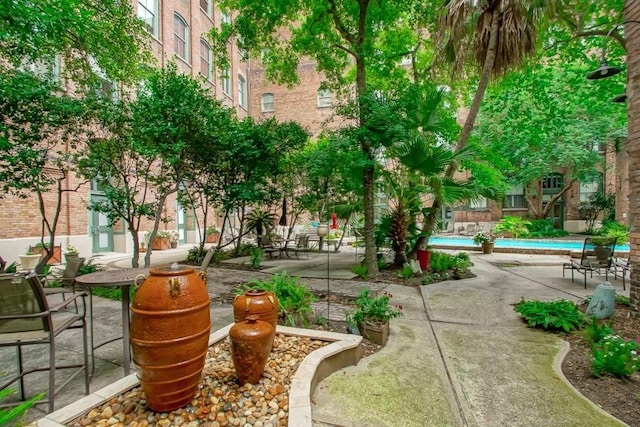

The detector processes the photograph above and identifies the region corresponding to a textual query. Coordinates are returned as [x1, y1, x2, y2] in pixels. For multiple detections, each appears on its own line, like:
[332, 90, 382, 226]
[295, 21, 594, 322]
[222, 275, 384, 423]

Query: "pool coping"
[36, 324, 362, 427]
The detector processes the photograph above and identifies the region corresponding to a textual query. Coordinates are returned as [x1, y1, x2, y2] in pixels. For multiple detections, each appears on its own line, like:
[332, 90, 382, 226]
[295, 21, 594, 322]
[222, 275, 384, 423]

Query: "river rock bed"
[69, 335, 328, 427]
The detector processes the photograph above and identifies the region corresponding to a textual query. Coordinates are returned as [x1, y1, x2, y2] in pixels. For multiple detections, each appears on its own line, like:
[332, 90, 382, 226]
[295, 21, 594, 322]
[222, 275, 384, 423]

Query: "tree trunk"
[625, 0, 640, 311]
[413, 7, 501, 255]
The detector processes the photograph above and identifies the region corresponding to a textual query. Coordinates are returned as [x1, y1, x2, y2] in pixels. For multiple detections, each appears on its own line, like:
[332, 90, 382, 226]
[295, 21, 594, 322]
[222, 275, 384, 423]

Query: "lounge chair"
[610, 255, 630, 290]
[562, 237, 617, 288]
[287, 235, 311, 259]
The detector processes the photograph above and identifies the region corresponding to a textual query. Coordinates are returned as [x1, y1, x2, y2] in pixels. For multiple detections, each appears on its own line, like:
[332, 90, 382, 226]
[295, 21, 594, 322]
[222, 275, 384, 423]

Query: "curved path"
[311, 252, 628, 427]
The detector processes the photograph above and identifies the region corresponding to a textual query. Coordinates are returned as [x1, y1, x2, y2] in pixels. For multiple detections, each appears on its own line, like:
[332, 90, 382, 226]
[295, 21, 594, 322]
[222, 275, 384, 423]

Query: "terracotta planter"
[206, 233, 220, 243]
[229, 315, 275, 384]
[233, 289, 279, 329]
[481, 241, 495, 254]
[29, 245, 62, 265]
[130, 265, 211, 412]
[358, 321, 390, 345]
[170, 241, 178, 249]
[151, 236, 170, 250]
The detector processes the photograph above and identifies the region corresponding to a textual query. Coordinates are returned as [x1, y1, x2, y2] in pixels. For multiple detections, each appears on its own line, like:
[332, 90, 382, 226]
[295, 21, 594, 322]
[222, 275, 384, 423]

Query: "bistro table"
[74, 268, 149, 376]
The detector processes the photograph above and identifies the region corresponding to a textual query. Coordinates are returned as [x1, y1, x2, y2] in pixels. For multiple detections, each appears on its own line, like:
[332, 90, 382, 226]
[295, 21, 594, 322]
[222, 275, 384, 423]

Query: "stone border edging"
[37, 324, 362, 427]
[554, 340, 630, 427]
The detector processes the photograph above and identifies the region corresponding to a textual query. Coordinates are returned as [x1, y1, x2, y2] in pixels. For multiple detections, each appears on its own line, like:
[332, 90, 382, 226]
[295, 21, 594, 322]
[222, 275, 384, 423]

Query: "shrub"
[250, 247, 264, 269]
[582, 317, 614, 350]
[514, 299, 585, 332]
[591, 335, 640, 378]
[527, 219, 569, 238]
[598, 220, 629, 244]
[186, 246, 207, 264]
[396, 264, 413, 279]
[239, 272, 317, 327]
[351, 264, 368, 279]
[346, 289, 403, 326]
[78, 258, 106, 276]
[493, 215, 531, 238]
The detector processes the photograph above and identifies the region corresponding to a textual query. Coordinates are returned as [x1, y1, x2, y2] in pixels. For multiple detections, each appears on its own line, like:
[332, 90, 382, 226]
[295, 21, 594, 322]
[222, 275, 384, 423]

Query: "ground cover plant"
[514, 299, 585, 333]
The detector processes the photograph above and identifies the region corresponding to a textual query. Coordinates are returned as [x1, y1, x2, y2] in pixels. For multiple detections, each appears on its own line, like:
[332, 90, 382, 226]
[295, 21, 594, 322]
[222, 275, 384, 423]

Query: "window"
[317, 89, 332, 108]
[580, 175, 603, 202]
[27, 55, 61, 83]
[221, 67, 231, 96]
[137, 0, 158, 38]
[200, 0, 211, 17]
[199, 39, 212, 80]
[221, 11, 231, 24]
[174, 14, 189, 61]
[468, 197, 488, 209]
[238, 75, 247, 107]
[261, 93, 274, 112]
[504, 184, 526, 209]
[543, 173, 564, 193]
[261, 49, 271, 64]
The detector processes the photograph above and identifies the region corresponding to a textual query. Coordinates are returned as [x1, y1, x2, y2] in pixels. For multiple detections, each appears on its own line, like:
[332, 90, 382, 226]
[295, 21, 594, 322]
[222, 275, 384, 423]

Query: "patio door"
[177, 202, 187, 243]
[548, 202, 564, 229]
[90, 194, 114, 252]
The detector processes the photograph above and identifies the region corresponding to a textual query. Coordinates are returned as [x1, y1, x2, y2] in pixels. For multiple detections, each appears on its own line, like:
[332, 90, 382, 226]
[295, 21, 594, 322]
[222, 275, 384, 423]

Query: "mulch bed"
[561, 304, 640, 426]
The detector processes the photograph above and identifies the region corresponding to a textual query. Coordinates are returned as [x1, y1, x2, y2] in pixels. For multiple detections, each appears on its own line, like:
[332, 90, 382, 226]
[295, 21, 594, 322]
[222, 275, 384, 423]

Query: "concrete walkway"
[3, 246, 630, 426]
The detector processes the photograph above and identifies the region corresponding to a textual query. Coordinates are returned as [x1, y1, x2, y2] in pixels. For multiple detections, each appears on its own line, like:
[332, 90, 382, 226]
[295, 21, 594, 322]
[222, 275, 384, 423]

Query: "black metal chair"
[0, 273, 90, 413]
[562, 237, 617, 289]
[610, 255, 630, 290]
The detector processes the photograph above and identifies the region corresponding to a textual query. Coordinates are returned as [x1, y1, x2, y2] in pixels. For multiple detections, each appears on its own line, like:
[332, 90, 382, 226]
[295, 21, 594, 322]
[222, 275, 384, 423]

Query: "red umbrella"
[330, 212, 338, 229]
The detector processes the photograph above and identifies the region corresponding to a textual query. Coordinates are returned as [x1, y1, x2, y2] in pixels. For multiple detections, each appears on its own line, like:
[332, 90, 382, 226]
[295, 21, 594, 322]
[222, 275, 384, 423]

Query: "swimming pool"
[429, 236, 630, 252]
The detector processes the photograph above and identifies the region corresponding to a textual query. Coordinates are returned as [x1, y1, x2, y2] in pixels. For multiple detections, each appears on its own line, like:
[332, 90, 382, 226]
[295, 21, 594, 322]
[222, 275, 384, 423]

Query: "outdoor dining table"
[74, 267, 149, 376]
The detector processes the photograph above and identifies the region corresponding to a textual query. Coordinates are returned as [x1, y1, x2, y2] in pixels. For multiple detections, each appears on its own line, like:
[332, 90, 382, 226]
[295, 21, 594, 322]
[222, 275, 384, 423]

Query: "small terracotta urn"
[229, 315, 275, 384]
[233, 289, 279, 329]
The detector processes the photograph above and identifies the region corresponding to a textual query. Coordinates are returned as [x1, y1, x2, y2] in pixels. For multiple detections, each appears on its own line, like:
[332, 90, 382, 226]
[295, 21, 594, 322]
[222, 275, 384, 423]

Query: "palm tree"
[414, 0, 547, 245]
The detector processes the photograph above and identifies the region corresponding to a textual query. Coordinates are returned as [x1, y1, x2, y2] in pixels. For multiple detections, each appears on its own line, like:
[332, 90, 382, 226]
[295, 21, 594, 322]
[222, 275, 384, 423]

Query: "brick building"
[0, 1, 628, 265]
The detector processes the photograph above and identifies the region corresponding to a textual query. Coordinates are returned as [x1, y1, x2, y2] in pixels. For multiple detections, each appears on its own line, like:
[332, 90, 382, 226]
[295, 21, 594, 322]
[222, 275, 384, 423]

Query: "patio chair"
[287, 235, 311, 259]
[40, 256, 85, 293]
[0, 273, 90, 413]
[257, 235, 281, 258]
[610, 255, 630, 290]
[562, 237, 617, 289]
[464, 224, 477, 236]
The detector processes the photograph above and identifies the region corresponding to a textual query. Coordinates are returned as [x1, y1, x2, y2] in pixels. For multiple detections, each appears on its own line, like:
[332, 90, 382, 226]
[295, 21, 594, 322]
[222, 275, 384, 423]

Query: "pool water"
[429, 236, 630, 252]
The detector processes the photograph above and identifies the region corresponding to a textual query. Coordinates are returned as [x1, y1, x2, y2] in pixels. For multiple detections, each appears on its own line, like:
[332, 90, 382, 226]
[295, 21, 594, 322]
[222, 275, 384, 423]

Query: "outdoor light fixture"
[612, 93, 627, 103]
[586, 61, 622, 80]
[586, 21, 640, 80]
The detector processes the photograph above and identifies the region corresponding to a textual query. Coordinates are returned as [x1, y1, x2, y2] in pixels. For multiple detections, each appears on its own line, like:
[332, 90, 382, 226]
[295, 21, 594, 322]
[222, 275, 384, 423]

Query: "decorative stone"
[586, 282, 616, 319]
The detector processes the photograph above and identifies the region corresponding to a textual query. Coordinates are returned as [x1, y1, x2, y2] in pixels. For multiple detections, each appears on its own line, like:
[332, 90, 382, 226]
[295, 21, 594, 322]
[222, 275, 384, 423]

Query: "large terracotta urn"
[233, 289, 279, 329]
[229, 315, 275, 384]
[131, 265, 211, 412]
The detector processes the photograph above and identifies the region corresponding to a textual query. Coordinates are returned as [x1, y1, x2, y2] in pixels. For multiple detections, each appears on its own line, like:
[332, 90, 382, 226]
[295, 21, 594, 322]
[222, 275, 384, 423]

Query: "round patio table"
[75, 268, 149, 376]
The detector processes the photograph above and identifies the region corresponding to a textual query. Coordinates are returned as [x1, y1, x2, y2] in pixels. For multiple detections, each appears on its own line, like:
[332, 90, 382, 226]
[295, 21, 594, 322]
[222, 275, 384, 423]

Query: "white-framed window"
[221, 67, 231, 96]
[221, 11, 231, 24]
[261, 93, 274, 112]
[238, 75, 247, 108]
[401, 55, 412, 66]
[580, 176, 603, 202]
[88, 56, 118, 102]
[200, 0, 211, 17]
[504, 184, 526, 209]
[174, 13, 189, 61]
[26, 55, 61, 84]
[317, 89, 332, 108]
[261, 49, 271, 64]
[468, 197, 488, 209]
[199, 39, 212, 80]
[137, 0, 158, 38]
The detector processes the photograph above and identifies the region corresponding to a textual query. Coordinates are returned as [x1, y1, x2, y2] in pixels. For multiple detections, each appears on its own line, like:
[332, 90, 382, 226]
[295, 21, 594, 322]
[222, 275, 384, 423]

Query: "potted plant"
[473, 231, 495, 254]
[29, 242, 62, 264]
[346, 289, 403, 345]
[19, 248, 42, 271]
[151, 231, 171, 250]
[169, 230, 179, 248]
[206, 225, 220, 243]
[65, 244, 79, 262]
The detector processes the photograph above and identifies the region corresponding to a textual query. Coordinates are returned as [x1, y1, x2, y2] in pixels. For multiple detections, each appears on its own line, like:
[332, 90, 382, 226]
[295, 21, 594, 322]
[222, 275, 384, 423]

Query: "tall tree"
[210, 0, 434, 277]
[474, 62, 626, 219]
